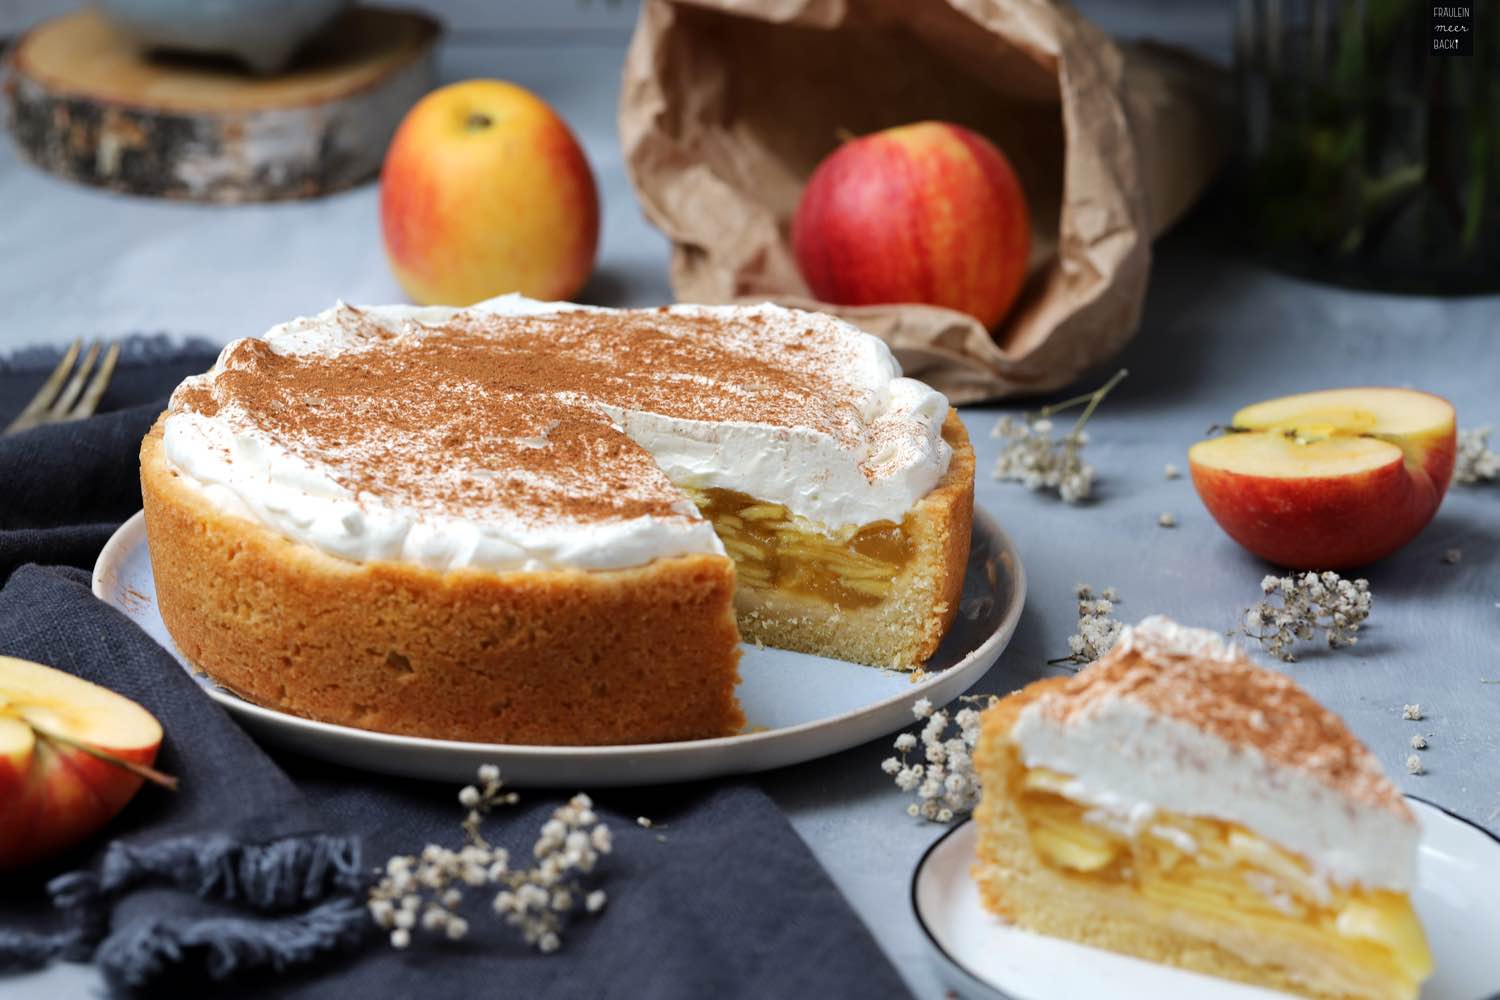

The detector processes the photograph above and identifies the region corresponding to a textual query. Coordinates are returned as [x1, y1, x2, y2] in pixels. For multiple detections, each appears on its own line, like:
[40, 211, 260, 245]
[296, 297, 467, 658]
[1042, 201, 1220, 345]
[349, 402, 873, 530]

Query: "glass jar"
[1236, 0, 1500, 292]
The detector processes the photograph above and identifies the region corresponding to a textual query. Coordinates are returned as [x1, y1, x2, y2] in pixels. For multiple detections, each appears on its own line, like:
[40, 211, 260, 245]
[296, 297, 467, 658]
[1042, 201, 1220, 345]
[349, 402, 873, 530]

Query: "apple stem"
[33, 726, 179, 791]
[833, 127, 858, 144]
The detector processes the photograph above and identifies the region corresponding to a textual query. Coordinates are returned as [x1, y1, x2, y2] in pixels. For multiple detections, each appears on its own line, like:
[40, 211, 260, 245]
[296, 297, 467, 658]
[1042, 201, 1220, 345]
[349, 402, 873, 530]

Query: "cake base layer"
[141, 420, 745, 746]
[732, 411, 973, 669]
[972, 682, 1416, 1000]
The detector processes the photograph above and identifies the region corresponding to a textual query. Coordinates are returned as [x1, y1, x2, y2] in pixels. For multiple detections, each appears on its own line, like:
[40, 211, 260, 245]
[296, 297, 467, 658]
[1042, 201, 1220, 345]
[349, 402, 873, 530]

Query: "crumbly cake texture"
[970, 619, 1421, 1000]
[141, 422, 744, 745]
[973, 681, 1409, 1000]
[736, 412, 972, 668]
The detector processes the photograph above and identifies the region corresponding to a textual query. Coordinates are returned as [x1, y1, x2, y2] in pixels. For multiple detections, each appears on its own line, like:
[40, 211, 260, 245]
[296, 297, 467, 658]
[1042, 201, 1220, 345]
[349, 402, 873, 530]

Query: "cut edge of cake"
[731, 410, 973, 669]
[971, 615, 1432, 1000]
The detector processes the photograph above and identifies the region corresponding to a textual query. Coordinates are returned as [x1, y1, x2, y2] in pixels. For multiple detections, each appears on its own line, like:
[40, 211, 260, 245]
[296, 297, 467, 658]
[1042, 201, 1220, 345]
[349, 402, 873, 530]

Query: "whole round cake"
[141, 296, 974, 745]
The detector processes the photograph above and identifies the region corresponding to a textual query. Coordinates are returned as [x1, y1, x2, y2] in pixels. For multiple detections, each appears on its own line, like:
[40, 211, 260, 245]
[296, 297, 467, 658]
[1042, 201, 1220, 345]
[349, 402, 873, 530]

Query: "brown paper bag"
[619, 0, 1226, 402]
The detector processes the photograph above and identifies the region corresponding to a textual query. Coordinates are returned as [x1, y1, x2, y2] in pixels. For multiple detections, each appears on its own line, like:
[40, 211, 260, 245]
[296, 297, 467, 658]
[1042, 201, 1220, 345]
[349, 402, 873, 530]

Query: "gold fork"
[5, 341, 121, 435]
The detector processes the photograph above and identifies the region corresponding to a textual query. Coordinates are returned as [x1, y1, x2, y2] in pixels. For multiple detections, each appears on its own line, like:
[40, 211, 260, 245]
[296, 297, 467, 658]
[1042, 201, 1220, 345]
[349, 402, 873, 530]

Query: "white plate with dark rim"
[912, 800, 1500, 1000]
[93, 506, 1023, 786]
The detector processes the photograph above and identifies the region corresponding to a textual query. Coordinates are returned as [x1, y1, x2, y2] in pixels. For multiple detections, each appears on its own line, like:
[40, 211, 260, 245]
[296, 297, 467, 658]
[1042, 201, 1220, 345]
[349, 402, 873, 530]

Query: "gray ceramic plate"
[93, 506, 1024, 786]
[913, 804, 1500, 1000]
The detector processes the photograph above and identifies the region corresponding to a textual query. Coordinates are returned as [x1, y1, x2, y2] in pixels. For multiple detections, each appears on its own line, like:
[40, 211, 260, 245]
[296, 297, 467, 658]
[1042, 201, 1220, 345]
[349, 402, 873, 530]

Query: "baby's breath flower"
[1455, 426, 1500, 484]
[1238, 572, 1370, 662]
[991, 370, 1127, 504]
[886, 694, 996, 822]
[370, 899, 395, 928]
[1442, 548, 1462, 565]
[1052, 584, 1124, 668]
[1163, 463, 1181, 480]
[1403, 704, 1422, 721]
[1157, 512, 1177, 528]
[1410, 734, 1428, 750]
[369, 765, 611, 955]
[1405, 754, 1425, 775]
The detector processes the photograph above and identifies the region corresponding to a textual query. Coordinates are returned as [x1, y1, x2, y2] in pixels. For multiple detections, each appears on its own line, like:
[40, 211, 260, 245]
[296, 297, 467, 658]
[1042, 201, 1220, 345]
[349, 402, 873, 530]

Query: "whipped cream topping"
[161, 296, 953, 573]
[1010, 617, 1418, 892]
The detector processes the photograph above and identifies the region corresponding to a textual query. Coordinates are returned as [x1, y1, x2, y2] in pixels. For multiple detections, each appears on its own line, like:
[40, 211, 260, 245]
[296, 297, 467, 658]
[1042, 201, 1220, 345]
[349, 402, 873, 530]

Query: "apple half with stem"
[1, 657, 175, 870]
[1189, 388, 1456, 569]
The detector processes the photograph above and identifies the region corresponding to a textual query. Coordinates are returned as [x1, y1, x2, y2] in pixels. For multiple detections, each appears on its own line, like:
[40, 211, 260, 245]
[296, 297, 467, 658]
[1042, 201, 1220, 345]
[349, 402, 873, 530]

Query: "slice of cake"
[141, 296, 972, 745]
[971, 615, 1432, 1000]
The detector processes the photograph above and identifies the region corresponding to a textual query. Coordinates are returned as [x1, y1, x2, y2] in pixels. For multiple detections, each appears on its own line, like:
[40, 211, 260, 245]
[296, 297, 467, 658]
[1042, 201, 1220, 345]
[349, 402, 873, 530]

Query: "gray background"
[2, 2, 1496, 998]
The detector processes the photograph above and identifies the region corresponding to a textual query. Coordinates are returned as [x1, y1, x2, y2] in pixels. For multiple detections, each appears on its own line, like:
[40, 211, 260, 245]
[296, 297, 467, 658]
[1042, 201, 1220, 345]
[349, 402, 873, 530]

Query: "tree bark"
[3, 8, 438, 202]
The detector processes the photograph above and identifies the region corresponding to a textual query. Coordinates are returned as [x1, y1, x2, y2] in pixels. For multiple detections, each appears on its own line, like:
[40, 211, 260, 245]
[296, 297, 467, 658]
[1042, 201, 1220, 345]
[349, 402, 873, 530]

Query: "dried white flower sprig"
[1455, 426, 1499, 484]
[881, 695, 995, 823]
[992, 369, 1128, 503]
[1239, 573, 1371, 662]
[1050, 584, 1124, 669]
[368, 765, 612, 954]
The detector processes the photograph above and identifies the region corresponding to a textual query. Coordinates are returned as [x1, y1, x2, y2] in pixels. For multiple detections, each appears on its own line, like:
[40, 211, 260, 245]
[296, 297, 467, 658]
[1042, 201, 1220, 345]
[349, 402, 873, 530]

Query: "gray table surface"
[3, 17, 1498, 1000]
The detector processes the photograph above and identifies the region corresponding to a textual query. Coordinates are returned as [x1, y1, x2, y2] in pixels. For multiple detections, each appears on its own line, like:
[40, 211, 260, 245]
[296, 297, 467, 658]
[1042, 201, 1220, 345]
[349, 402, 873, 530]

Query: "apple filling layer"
[1016, 766, 1432, 994]
[682, 488, 914, 608]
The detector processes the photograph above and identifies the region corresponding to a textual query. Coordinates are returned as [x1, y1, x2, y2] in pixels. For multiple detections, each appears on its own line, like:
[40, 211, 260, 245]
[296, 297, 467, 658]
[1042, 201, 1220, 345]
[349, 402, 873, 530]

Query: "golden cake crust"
[735, 410, 972, 668]
[141, 418, 745, 745]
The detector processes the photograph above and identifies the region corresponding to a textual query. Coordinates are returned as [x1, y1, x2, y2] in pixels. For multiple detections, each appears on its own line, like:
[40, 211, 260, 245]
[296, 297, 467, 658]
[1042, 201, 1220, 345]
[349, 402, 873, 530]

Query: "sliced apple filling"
[1015, 766, 1433, 992]
[681, 487, 914, 608]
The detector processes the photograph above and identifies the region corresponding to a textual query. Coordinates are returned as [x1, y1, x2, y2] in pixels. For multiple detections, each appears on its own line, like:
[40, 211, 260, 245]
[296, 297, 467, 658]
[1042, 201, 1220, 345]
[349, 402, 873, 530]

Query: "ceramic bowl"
[96, 0, 351, 74]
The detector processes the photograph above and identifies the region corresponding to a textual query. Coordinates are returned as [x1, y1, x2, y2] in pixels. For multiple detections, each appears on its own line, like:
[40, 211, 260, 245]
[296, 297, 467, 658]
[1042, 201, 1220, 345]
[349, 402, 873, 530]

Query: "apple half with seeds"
[1189, 388, 1456, 569]
[0, 657, 171, 870]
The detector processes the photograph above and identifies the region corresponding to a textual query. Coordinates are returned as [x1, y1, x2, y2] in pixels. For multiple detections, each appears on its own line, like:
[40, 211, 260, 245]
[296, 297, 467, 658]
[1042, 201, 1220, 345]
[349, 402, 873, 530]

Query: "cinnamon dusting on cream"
[1031, 616, 1410, 817]
[169, 303, 939, 531]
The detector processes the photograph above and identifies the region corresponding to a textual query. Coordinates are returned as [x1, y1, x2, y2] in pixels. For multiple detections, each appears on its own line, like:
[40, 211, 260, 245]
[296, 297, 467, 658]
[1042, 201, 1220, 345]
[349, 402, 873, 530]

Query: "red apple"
[1189, 388, 1456, 569]
[792, 121, 1030, 329]
[381, 79, 600, 306]
[0, 657, 169, 869]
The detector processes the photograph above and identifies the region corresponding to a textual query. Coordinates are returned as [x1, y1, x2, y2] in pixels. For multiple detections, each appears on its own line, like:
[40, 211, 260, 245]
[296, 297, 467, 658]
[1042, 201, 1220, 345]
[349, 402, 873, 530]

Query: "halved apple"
[1189, 388, 1456, 569]
[0, 657, 167, 870]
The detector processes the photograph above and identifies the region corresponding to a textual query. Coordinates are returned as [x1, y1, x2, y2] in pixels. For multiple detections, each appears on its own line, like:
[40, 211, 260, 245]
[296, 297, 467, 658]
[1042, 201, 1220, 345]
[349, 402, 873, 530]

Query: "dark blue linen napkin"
[0, 349, 913, 998]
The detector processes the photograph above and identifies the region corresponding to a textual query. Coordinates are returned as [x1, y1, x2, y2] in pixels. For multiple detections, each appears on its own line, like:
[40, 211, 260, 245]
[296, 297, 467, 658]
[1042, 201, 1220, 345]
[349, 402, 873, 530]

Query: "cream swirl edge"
[160, 295, 953, 573]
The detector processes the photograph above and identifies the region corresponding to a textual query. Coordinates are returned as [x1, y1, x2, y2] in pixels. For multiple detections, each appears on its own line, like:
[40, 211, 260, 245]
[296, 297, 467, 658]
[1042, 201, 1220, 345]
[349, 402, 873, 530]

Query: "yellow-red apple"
[1189, 388, 1456, 569]
[0, 657, 168, 870]
[792, 121, 1030, 330]
[380, 79, 600, 306]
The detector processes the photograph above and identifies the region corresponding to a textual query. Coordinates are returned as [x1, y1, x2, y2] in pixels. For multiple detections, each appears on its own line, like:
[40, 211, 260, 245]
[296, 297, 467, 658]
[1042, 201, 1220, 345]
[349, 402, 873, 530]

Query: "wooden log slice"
[4, 7, 439, 202]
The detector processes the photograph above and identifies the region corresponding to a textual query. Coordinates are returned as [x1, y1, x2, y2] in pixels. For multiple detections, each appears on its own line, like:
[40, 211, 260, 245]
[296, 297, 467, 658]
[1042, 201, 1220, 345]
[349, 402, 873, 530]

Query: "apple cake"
[972, 615, 1432, 1000]
[141, 297, 972, 745]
